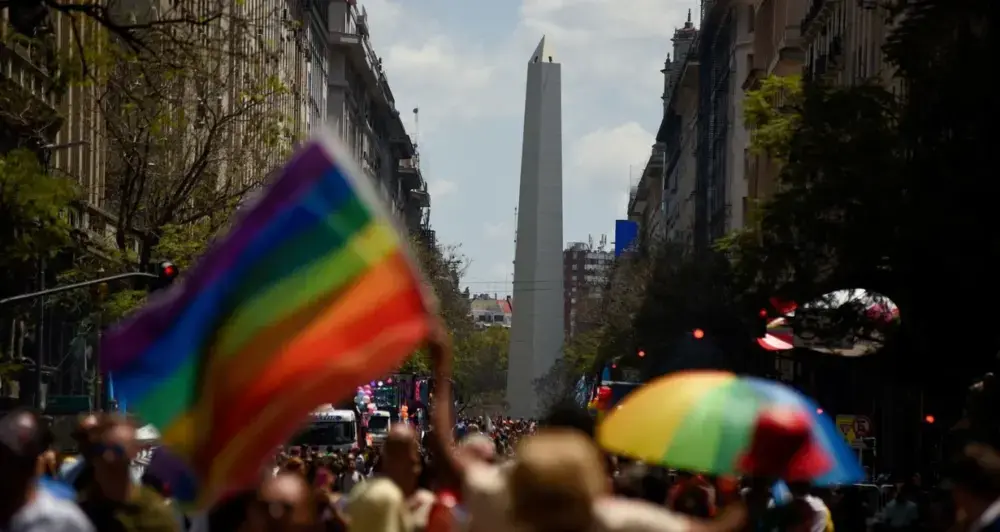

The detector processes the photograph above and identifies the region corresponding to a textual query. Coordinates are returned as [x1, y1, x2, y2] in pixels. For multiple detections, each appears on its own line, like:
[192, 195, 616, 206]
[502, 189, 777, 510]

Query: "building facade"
[470, 295, 513, 329]
[304, 0, 330, 136]
[656, 14, 700, 251]
[563, 242, 612, 338]
[326, 0, 429, 236]
[742, 0, 809, 206]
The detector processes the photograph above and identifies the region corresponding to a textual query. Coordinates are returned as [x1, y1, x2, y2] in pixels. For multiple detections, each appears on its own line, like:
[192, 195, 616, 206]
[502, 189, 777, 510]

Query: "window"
[747, 5, 755, 33]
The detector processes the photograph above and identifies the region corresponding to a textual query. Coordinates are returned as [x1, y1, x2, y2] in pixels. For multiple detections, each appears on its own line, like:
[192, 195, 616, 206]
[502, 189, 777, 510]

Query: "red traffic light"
[693, 328, 705, 339]
[924, 415, 935, 424]
[638, 350, 646, 358]
[150, 261, 180, 292]
[758, 308, 768, 318]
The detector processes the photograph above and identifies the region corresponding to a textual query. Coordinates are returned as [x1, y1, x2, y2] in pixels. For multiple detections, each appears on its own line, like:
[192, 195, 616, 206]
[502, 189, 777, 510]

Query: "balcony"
[397, 157, 424, 191]
[330, 4, 397, 114]
[801, 0, 841, 45]
[0, 39, 62, 146]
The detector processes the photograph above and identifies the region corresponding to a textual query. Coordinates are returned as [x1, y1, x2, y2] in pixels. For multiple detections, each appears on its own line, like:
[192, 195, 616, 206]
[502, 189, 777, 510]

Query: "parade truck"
[290, 403, 360, 452]
[367, 410, 392, 444]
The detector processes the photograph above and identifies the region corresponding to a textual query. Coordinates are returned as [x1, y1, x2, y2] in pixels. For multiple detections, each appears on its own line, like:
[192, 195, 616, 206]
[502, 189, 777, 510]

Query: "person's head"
[247, 472, 317, 532]
[346, 478, 414, 532]
[89, 415, 139, 502]
[458, 433, 496, 464]
[346, 455, 356, 471]
[73, 413, 99, 454]
[381, 426, 421, 496]
[0, 409, 50, 498]
[509, 429, 608, 532]
[949, 442, 1000, 515]
[285, 458, 305, 476]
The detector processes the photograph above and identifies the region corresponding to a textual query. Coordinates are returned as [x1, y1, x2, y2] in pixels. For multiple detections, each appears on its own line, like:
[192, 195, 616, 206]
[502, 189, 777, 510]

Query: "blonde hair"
[346, 478, 414, 532]
[509, 429, 607, 532]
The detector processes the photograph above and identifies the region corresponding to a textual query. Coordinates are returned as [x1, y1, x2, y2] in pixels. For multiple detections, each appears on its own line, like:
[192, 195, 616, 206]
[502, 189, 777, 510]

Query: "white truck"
[367, 410, 392, 444]
[290, 404, 359, 452]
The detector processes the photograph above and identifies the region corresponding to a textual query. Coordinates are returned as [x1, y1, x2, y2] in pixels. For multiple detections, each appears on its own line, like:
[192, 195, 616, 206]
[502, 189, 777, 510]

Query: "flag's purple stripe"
[102, 144, 332, 371]
[107, 161, 357, 407]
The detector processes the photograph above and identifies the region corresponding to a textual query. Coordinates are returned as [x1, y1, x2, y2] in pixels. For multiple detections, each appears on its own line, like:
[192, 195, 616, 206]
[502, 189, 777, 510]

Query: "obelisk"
[506, 36, 564, 418]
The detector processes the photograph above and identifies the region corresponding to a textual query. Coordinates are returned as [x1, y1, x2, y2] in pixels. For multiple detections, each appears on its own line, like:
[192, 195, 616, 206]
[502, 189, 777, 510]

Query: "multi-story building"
[470, 294, 513, 329]
[1, 8, 108, 238]
[563, 242, 613, 338]
[629, 15, 698, 252]
[742, 0, 809, 206]
[801, 0, 896, 88]
[656, 13, 699, 251]
[694, 0, 755, 248]
[304, 0, 329, 135]
[635, 2, 757, 253]
[326, 0, 429, 236]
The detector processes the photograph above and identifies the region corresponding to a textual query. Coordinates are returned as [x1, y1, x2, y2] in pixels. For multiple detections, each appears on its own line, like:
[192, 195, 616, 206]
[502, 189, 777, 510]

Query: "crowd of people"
[5, 338, 1000, 532]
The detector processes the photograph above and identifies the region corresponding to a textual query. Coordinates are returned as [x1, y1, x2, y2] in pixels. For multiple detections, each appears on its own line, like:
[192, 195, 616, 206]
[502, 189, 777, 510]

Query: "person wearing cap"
[0, 408, 95, 532]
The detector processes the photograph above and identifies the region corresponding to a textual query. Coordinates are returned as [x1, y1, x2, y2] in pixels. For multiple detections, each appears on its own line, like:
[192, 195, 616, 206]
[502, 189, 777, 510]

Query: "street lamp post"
[35, 258, 45, 410]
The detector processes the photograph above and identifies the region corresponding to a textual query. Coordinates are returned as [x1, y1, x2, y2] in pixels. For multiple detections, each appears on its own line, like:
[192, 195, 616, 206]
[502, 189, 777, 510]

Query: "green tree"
[743, 74, 803, 163]
[722, 0, 996, 385]
[92, 12, 297, 268]
[0, 149, 78, 300]
[454, 325, 509, 410]
[399, 237, 473, 375]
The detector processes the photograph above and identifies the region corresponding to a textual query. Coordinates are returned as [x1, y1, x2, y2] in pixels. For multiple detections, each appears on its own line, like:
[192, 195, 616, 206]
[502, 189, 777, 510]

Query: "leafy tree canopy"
[0, 149, 78, 300]
[723, 0, 996, 383]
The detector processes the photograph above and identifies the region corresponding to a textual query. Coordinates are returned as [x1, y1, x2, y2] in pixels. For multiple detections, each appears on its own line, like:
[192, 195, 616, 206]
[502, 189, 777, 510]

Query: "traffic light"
[692, 328, 705, 339]
[149, 261, 180, 292]
[753, 307, 769, 338]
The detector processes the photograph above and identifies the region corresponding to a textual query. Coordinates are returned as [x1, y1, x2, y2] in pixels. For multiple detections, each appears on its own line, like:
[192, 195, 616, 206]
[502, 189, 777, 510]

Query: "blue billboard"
[614, 220, 639, 257]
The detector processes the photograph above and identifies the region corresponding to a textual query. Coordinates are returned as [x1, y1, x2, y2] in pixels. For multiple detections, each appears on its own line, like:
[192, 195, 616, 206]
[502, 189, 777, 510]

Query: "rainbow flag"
[101, 134, 436, 505]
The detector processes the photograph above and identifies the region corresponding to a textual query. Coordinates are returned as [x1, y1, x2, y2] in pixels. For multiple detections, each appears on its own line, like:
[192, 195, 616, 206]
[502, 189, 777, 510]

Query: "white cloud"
[427, 178, 457, 199]
[357, 0, 692, 290]
[569, 122, 656, 187]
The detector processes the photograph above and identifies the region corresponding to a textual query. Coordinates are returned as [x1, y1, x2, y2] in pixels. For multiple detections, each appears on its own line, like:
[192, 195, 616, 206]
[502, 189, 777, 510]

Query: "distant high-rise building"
[507, 36, 564, 418]
[563, 242, 613, 338]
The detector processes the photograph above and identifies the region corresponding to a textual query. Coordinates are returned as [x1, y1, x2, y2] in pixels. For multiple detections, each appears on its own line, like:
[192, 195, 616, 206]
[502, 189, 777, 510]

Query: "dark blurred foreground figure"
[76, 415, 178, 532]
[0, 408, 95, 531]
[947, 443, 1000, 532]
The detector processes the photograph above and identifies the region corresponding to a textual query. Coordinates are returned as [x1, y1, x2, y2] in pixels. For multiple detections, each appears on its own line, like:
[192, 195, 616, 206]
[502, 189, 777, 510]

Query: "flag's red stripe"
[202, 319, 431, 500]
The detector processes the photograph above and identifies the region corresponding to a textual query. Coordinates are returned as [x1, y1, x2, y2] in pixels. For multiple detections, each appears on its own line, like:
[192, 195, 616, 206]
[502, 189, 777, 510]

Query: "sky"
[360, 0, 696, 297]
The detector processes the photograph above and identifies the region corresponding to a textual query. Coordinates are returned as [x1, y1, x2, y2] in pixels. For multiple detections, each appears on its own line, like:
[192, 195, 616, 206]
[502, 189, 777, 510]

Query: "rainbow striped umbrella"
[597, 371, 863, 485]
